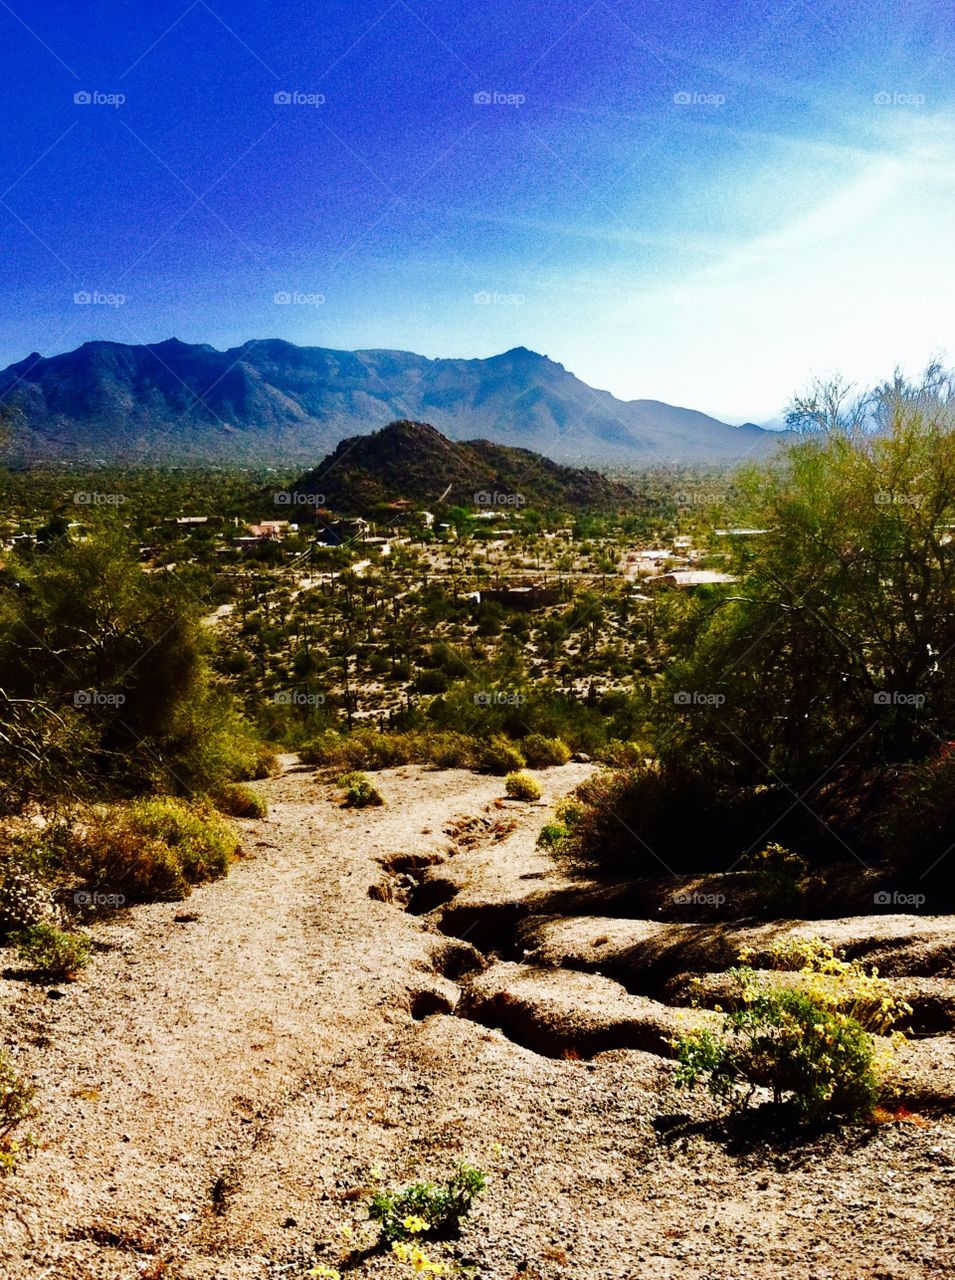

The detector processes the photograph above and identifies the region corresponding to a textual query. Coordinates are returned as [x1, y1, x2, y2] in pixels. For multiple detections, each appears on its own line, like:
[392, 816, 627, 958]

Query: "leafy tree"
[655, 368, 955, 784]
[0, 520, 260, 800]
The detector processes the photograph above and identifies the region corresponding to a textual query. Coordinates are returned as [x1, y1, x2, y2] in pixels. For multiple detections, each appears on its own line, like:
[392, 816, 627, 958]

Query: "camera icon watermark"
[74, 690, 126, 707]
[673, 90, 725, 106]
[273, 490, 325, 506]
[874, 490, 923, 507]
[873, 90, 925, 107]
[473, 291, 525, 305]
[873, 691, 925, 707]
[473, 90, 526, 107]
[273, 90, 325, 107]
[673, 690, 725, 706]
[74, 90, 126, 108]
[874, 890, 926, 909]
[73, 491, 126, 506]
[474, 691, 526, 707]
[273, 690, 325, 706]
[473, 490, 525, 507]
[74, 290, 125, 307]
[673, 891, 726, 907]
[74, 889, 125, 908]
[273, 290, 325, 306]
[674, 489, 722, 508]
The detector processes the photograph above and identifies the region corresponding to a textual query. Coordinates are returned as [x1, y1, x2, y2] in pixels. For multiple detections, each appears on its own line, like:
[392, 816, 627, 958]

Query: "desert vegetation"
[0, 382, 952, 1276]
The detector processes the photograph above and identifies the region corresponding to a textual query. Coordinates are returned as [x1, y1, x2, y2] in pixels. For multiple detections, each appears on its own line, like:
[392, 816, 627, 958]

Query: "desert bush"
[536, 821, 568, 850]
[424, 731, 478, 770]
[674, 940, 909, 1121]
[479, 735, 525, 775]
[593, 738, 649, 768]
[229, 737, 281, 782]
[504, 771, 542, 801]
[369, 1162, 486, 1243]
[521, 734, 570, 768]
[874, 747, 955, 892]
[301, 729, 415, 771]
[0, 527, 266, 801]
[414, 668, 449, 695]
[339, 771, 384, 808]
[561, 762, 753, 874]
[739, 842, 808, 912]
[73, 798, 239, 901]
[14, 921, 90, 980]
[163, 698, 280, 793]
[0, 867, 61, 938]
[0, 691, 92, 814]
[0, 1050, 35, 1172]
[215, 784, 269, 819]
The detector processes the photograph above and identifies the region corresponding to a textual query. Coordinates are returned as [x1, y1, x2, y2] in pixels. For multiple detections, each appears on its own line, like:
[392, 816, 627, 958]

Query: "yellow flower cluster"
[391, 1240, 449, 1273]
[764, 936, 913, 1037]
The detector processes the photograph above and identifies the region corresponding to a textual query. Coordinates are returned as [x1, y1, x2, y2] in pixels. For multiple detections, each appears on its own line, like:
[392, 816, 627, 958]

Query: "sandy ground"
[0, 760, 952, 1280]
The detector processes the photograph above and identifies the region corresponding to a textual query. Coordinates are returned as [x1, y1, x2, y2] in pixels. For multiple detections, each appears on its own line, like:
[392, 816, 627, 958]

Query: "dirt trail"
[1, 761, 953, 1280]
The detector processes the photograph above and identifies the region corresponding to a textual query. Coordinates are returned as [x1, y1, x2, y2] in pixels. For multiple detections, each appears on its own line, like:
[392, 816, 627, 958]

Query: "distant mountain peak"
[0, 337, 782, 466]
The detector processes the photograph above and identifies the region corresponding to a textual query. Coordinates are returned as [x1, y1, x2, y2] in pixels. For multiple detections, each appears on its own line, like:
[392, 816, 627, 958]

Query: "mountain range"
[291, 419, 635, 514]
[0, 338, 781, 466]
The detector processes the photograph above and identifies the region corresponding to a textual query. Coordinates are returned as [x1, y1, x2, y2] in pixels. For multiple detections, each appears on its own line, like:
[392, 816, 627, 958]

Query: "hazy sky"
[1, 0, 953, 421]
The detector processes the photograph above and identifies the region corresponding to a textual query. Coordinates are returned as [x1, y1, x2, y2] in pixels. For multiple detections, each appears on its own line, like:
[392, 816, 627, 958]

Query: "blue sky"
[1, 0, 953, 421]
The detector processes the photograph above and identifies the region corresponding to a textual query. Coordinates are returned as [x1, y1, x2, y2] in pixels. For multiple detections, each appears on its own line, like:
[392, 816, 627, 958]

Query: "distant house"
[247, 521, 288, 540]
[649, 569, 736, 590]
[316, 517, 370, 546]
[627, 548, 680, 576]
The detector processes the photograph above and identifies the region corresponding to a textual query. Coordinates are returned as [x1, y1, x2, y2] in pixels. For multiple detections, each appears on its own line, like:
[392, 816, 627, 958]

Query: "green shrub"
[215, 784, 269, 819]
[562, 763, 742, 874]
[674, 942, 909, 1121]
[0, 865, 61, 939]
[369, 1162, 486, 1242]
[74, 798, 240, 901]
[14, 922, 91, 980]
[739, 842, 808, 912]
[414, 669, 449, 695]
[231, 739, 281, 782]
[535, 798, 588, 849]
[504, 771, 542, 801]
[536, 821, 568, 850]
[521, 734, 571, 768]
[301, 729, 415, 771]
[339, 771, 384, 808]
[554, 796, 585, 830]
[676, 988, 879, 1121]
[420, 731, 478, 770]
[593, 738, 649, 768]
[0, 1050, 35, 1172]
[479, 735, 525, 775]
[874, 748, 955, 896]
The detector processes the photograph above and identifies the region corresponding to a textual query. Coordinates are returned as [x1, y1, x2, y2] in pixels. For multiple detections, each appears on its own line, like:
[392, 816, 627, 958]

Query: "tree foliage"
[656, 369, 955, 784]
